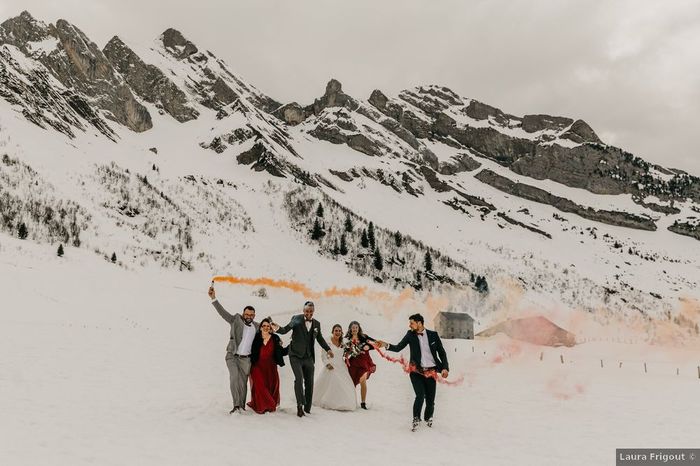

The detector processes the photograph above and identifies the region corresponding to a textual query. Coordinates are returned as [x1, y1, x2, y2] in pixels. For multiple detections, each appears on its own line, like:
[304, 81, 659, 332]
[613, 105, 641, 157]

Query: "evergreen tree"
[333, 239, 340, 255]
[311, 218, 324, 240]
[475, 275, 489, 293]
[111, 252, 117, 263]
[57, 244, 64, 257]
[361, 229, 369, 248]
[424, 250, 433, 273]
[18, 222, 28, 240]
[373, 247, 383, 271]
[344, 215, 353, 232]
[394, 231, 402, 247]
[316, 203, 324, 218]
[340, 234, 348, 256]
[368, 222, 375, 249]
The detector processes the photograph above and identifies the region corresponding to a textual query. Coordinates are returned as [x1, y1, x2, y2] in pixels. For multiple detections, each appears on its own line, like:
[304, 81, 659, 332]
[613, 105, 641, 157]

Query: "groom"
[376, 313, 449, 431]
[272, 301, 333, 417]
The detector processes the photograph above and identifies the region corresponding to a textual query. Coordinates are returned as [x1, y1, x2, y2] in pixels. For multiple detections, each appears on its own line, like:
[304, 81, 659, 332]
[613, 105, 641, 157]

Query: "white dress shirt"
[237, 321, 255, 356]
[305, 320, 312, 332]
[417, 331, 436, 368]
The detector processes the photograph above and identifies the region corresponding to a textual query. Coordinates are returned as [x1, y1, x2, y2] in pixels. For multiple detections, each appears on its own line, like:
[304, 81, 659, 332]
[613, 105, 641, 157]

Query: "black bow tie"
[416, 332, 424, 336]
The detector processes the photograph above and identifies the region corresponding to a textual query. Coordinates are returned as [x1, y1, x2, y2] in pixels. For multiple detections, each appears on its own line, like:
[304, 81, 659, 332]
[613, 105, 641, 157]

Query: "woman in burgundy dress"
[344, 321, 376, 410]
[248, 318, 287, 414]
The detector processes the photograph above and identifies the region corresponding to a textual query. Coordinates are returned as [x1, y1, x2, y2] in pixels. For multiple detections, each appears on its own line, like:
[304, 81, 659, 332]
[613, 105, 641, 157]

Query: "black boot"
[297, 405, 305, 417]
[411, 417, 421, 432]
[229, 406, 240, 414]
[360, 402, 367, 410]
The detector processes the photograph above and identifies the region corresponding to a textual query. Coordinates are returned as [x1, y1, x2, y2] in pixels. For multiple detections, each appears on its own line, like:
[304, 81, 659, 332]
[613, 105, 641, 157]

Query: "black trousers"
[409, 371, 437, 420]
[289, 355, 315, 409]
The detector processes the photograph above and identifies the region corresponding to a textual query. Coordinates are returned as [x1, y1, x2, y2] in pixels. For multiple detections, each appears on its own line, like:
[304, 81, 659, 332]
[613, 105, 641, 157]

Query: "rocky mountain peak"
[312, 78, 357, 115]
[0, 10, 52, 50]
[102, 35, 199, 123]
[160, 28, 198, 59]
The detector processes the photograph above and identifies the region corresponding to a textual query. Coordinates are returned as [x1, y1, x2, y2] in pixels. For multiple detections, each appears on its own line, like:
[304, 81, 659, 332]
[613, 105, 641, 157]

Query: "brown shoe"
[297, 405, 305, 417]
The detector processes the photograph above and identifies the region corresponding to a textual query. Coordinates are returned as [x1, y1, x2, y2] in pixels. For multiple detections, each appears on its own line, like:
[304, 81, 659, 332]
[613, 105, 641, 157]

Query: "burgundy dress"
[346, 338, 377, 386]
[247, 338, 280, 414]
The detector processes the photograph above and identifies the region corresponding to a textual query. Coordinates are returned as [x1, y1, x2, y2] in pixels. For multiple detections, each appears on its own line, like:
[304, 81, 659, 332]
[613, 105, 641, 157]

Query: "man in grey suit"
[208, 285, 259, 414]
[272, 301, 332, 418]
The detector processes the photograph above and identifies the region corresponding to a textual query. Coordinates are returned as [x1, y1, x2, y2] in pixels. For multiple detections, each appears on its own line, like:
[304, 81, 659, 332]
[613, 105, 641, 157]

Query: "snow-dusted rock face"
[0, 11, 152, 134]
[102, 36, 199, 123]
[155, 27, 280, 114]
[1, 10, 699, 326]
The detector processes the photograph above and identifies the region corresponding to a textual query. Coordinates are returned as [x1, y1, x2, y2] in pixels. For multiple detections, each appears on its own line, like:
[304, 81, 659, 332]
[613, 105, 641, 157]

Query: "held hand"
[271, 323, 280, 332]
[441, 369, 449, 379]
[208, 286, 216, 300]
[327, 350, 334, 358]
[326, 363, 334, 370]
[375, 340, 385, 349]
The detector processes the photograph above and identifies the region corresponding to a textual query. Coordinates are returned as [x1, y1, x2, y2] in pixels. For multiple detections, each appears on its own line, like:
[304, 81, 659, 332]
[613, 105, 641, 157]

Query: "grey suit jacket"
[211, 299, 259, 359]
[275, 314, 330, 361]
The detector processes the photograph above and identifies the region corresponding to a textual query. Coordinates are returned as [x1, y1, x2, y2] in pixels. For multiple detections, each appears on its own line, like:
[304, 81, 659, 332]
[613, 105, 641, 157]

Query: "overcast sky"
[2, 0, 699, 173]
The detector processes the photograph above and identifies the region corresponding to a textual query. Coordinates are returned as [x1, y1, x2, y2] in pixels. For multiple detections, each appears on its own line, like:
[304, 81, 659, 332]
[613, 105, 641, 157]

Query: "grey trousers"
[289, 355, 315, 409]
[225, 355, 251, 408]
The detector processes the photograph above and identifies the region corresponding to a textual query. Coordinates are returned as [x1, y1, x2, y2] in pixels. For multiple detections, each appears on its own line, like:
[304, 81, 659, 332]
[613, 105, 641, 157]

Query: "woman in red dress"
[248, 318, 287, 414]
[344, 321, 376, 410]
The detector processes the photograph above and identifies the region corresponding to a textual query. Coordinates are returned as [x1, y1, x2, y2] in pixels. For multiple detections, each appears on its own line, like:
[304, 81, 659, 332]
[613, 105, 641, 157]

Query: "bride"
[313, 324, 357, 411]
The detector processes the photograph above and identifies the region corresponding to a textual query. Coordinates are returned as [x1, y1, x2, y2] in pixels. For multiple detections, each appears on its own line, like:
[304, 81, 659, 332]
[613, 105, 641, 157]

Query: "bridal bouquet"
[343, 339, 365, 359]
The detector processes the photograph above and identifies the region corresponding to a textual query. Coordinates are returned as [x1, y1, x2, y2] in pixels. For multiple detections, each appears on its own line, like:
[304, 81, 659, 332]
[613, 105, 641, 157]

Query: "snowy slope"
[1, 10, 700, 465]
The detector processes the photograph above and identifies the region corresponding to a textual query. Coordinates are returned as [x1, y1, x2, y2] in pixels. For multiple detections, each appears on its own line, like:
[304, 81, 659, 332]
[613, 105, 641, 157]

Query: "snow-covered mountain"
[3, 11, 700, 466]
[1, 10, 699, 330]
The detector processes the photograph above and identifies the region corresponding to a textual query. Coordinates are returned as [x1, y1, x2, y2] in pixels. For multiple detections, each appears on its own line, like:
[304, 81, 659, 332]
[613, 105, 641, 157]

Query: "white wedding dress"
[313, 342, 357, 411]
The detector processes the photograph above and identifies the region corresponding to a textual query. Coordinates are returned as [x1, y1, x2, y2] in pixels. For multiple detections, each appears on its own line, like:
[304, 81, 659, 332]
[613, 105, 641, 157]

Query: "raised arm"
[211, 299, 237, 324]
[208, 284, 236, 324]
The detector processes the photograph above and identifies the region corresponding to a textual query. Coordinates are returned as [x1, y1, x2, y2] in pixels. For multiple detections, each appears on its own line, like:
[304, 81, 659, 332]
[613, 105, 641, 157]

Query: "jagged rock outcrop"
[161, 28, 198, 59]
[0, 11, 152, 134]
[273, 102, 308, 125]
[475, 169, 657, 231]
[103, 36, 198, 122]
[438, 152, 482, 175]
[668, 220, 700, 241]
[311, 78, 358, 115]
[560, 119, 601, 144]
[155, 28, 280, 113]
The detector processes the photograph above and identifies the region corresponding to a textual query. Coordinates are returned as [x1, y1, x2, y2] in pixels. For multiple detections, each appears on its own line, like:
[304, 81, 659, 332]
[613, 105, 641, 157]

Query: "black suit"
[386, 329, 449, 420]
[276, 315, 330, 410]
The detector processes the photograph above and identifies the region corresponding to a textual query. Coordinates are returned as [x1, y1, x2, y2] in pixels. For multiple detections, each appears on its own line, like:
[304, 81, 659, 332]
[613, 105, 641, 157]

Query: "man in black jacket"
[272, 301, 333, 417]
[377, 313, 449, 431]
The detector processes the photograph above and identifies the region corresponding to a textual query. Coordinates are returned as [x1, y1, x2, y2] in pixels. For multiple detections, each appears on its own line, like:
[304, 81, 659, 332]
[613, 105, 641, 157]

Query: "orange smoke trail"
[212, 275, 367, 299]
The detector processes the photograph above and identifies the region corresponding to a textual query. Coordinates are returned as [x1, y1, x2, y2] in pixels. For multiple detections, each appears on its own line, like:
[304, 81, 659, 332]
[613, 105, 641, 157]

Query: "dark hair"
[409, 313, 424, 324]
[331, 324, 343, 345]
[303, 301, 315, 308]
[260, 317, 272, 327]
[345, 321, 365, 339]
[243, 305, 256, 313]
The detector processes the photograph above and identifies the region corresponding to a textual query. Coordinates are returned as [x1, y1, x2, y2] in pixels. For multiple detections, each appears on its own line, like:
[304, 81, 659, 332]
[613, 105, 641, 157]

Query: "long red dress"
[247, 338, 280, 414]
[347, 338, 376, 386]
